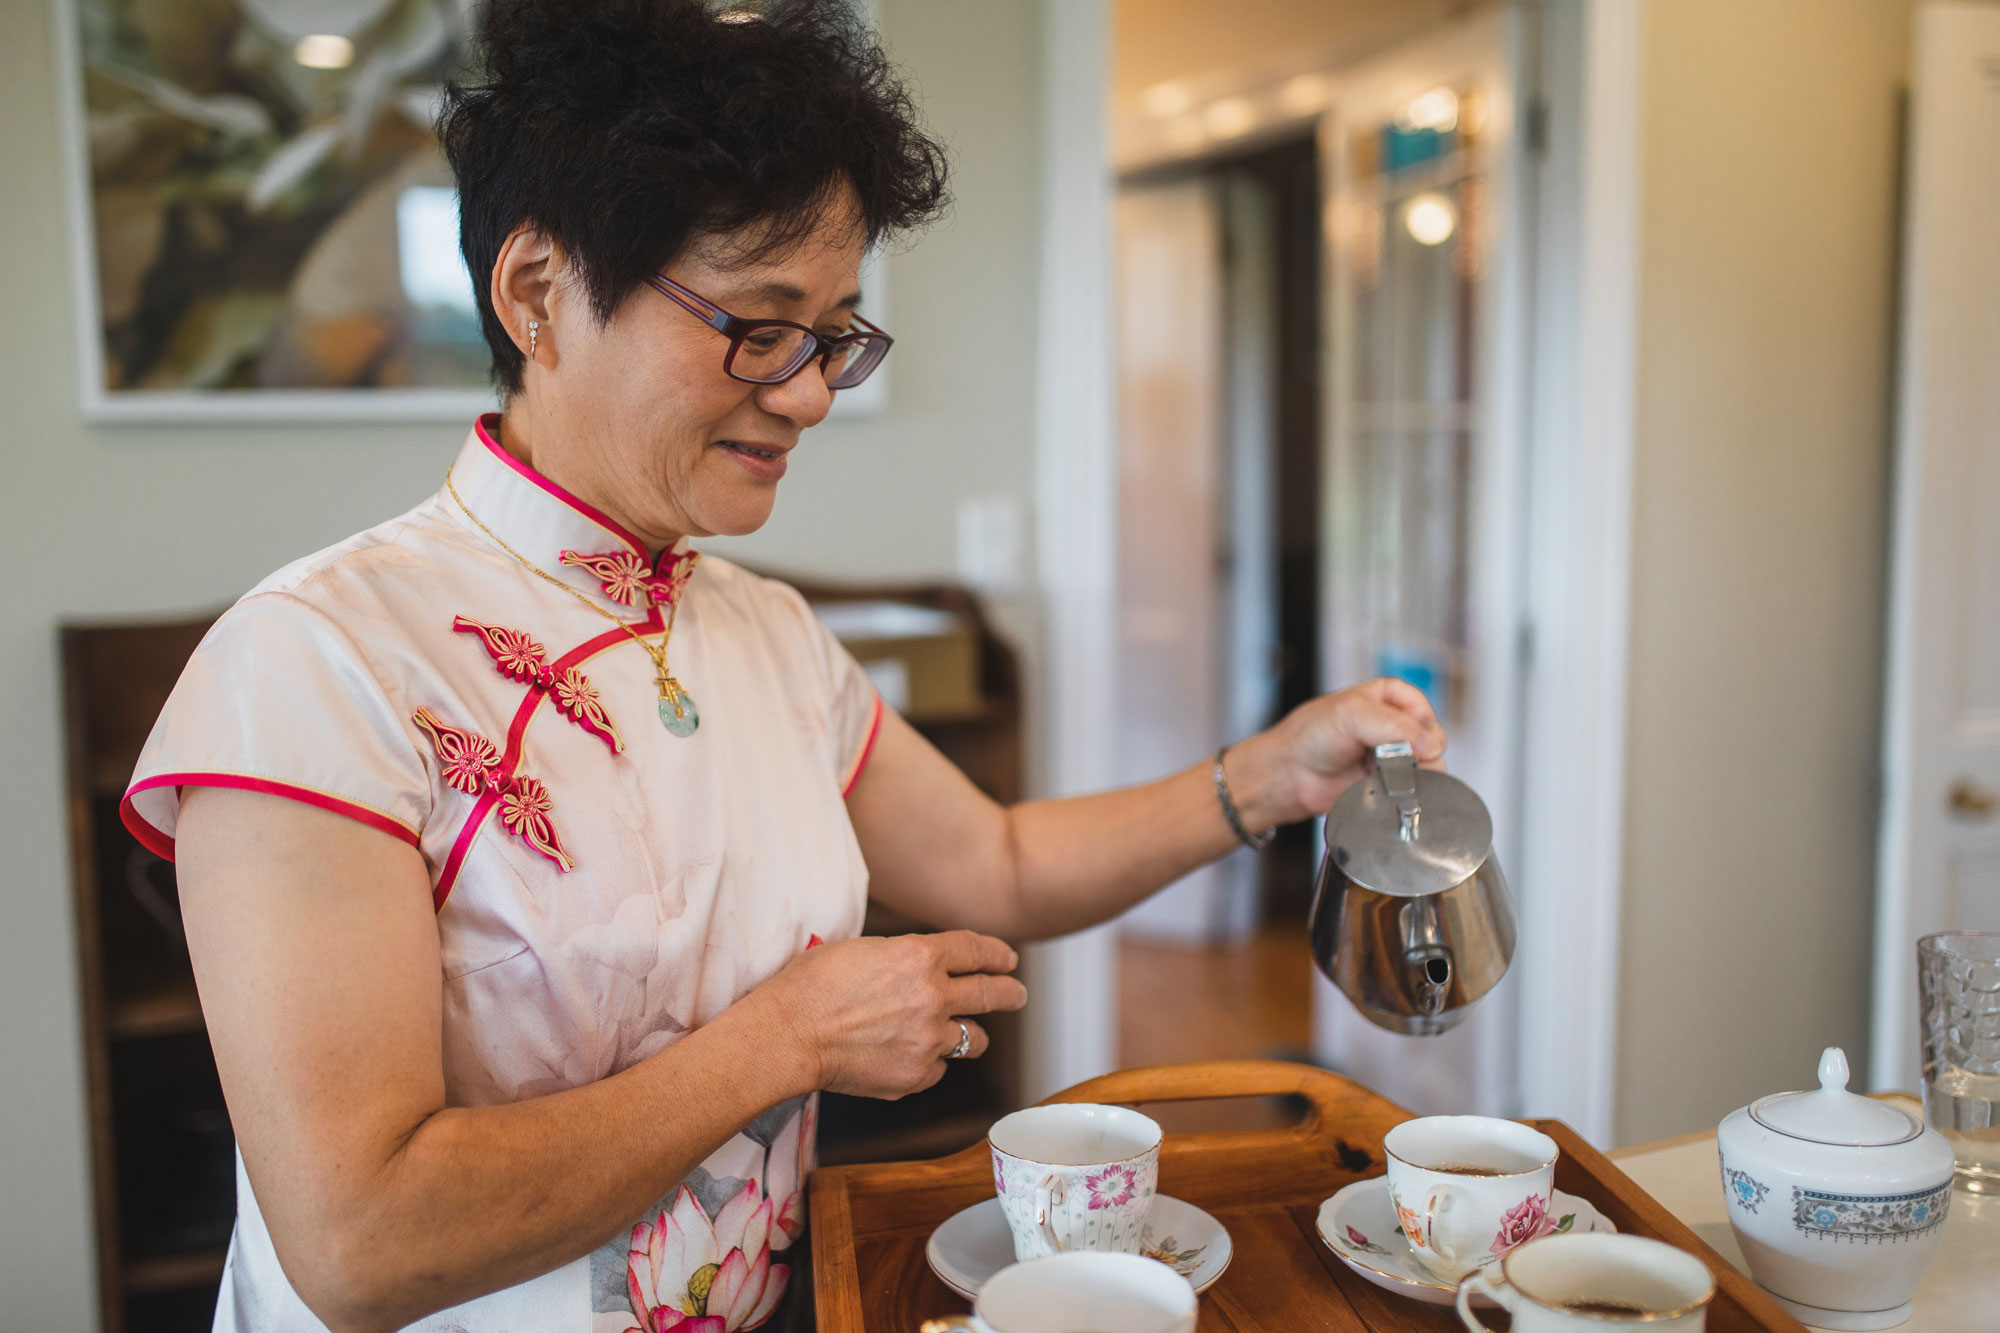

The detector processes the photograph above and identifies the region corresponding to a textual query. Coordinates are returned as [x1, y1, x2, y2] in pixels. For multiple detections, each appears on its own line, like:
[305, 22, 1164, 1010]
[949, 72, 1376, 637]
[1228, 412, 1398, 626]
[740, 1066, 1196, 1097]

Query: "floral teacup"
[989, 1104, 1161, 1261]
[1385, 1114, 1561, 1284]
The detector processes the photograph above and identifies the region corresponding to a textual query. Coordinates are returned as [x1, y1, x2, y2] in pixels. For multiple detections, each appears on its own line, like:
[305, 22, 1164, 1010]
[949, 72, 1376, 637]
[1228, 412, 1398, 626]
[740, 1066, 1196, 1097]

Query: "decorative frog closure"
[559, 546, 699, 608]
[452, 616, 624, 753]
[413, 708, 575, 871]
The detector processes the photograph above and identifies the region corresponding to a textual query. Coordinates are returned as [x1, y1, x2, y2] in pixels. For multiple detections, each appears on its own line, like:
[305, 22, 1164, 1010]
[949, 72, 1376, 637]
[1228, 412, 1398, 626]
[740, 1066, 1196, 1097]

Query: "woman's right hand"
[753, 931, 1028, 1100]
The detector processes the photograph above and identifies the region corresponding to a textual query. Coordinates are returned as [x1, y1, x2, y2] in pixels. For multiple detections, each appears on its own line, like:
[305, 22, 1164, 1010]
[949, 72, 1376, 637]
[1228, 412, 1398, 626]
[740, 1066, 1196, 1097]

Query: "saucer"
[1315, 1178, 1616, 1306]
[926, 1194, 1232, 1298]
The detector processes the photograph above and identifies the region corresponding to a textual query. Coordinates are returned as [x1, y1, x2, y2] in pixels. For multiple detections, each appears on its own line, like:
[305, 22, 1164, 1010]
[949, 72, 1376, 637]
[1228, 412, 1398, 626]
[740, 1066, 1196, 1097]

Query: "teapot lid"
[1749, 1048, 1922, 1147]
[1324, 743, 1492, 897]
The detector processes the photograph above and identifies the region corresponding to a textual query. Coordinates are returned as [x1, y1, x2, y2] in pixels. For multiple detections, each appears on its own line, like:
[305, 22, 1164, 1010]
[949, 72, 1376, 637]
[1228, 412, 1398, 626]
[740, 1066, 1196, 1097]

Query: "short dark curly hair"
[439, 0, 950, 394]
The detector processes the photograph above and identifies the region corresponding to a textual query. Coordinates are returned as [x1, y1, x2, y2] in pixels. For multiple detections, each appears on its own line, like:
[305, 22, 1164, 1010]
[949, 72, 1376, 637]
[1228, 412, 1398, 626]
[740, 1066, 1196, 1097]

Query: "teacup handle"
[1425, 1186, 1464, 1271]
[1034, 1173, 1068, 1254]
[1454, 1269, 1515, 1331]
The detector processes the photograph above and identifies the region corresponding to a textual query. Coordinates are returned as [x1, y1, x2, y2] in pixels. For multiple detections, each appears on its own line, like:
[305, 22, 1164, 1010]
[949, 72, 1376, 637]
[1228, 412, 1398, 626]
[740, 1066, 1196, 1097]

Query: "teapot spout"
[1406, 947, 1454, 1017]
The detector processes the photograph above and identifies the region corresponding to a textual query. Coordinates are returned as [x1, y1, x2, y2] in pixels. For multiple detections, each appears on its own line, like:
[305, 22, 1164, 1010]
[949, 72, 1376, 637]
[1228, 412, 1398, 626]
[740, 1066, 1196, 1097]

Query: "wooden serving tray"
[810, 1059, 1806, 1331]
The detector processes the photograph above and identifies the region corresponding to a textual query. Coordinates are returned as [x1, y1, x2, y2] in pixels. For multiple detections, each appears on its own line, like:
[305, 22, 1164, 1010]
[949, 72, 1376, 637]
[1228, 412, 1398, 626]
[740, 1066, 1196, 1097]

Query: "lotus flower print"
[1085, 1164, 1138, 1210]
[1489, 1192, 1559, 1256]
[626, 1182, 788, 1331]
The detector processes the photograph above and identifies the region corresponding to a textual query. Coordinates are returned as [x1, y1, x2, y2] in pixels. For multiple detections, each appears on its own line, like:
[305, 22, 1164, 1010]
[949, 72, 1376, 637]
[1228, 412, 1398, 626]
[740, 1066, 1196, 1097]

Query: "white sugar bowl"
[1716, 1047, 1954, 1330]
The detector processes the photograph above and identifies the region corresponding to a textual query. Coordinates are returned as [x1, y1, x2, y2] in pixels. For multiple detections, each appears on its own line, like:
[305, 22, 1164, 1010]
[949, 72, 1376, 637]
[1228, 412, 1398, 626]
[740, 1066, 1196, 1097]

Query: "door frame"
[1029, 0, 1647, 1142]
[1869, 0, 2000, 1095]
[1025, 0, 1121, 1098]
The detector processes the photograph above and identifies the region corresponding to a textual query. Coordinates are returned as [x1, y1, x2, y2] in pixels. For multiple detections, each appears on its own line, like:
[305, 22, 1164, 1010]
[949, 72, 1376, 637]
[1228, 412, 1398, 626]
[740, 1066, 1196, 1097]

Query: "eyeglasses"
[648, 274, 894, 389]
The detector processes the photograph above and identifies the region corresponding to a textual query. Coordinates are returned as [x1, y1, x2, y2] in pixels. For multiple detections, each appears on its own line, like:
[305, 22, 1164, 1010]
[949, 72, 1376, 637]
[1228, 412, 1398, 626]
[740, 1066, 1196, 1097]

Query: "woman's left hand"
[1236, 676, 1447, 830]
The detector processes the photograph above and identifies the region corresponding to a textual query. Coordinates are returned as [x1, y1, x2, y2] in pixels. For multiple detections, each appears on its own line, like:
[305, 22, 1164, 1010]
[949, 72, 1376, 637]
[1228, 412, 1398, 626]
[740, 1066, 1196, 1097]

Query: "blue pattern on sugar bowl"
[1790, 1183, 1952, 1244]
[1717, 1047, 1956, 1330]
[1723, 1166, 1771, 1214]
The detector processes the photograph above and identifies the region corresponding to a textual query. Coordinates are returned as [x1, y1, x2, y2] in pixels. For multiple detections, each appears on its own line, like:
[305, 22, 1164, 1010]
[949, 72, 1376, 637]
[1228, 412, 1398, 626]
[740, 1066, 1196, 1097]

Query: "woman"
[123, 3, 1444, 1331]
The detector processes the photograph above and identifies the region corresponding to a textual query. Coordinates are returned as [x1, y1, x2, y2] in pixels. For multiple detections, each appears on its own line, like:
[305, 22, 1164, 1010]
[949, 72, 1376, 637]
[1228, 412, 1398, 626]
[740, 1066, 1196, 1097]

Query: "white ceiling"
[1113, 0, 1484, 113]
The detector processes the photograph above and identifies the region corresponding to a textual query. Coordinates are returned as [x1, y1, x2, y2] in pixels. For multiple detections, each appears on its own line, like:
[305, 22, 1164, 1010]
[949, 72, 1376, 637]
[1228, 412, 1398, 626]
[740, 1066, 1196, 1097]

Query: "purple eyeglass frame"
[647, 274, 893, 389]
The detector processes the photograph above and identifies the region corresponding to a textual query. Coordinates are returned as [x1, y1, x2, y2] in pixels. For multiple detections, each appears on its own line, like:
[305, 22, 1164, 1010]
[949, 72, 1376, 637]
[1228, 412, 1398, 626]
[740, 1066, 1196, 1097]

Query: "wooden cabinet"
[61, 582, 1022, 1329]
[63, 618, 232, 1333]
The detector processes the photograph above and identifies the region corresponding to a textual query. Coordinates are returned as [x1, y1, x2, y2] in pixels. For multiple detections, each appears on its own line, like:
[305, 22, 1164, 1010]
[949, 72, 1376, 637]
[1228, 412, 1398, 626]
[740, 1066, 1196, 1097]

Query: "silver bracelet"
[1213, 745, 1275, 851]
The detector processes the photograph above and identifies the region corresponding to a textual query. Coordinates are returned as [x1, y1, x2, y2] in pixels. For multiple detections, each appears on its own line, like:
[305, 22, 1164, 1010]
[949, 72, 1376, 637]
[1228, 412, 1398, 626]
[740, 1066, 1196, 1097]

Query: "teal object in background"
[1375, 646, 1445, 725]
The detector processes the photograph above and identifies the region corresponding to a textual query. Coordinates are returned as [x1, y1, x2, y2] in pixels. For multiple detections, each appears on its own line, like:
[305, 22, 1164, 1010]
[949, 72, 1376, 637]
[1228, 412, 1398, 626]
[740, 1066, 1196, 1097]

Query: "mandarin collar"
[444, 414, 692, 613]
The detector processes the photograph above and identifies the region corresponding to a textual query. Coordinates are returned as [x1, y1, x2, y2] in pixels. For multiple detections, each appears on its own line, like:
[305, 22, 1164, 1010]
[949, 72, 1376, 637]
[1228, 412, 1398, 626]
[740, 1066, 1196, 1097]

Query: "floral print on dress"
[626, 1182, 788, 1332]
[1489, 1193, 1561, 1256]
[592, 1087, 817, 1331]
[1085, 1164, 1139, 1210]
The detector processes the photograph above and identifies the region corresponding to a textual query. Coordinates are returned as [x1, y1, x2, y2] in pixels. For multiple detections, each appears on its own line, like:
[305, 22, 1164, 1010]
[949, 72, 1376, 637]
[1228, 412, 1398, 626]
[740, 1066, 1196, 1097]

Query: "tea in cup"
[1384, 1114, 1560, 1283]
[1456, 1233, 1714, 1331]
[920, 1251, 1197, 1333]
[989, 1103, 1161, 1261]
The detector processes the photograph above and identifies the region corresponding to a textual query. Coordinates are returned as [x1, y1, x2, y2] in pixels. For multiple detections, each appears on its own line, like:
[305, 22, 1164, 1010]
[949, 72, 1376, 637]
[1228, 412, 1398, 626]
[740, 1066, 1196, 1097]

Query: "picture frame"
[53, 0, 889, 423]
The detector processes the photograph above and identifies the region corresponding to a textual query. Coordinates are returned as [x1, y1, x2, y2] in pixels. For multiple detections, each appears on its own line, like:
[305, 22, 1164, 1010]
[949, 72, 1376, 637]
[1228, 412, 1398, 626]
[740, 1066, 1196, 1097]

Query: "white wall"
[0, 0, 1045, 1324]
[1615, 0, 1916, 1145]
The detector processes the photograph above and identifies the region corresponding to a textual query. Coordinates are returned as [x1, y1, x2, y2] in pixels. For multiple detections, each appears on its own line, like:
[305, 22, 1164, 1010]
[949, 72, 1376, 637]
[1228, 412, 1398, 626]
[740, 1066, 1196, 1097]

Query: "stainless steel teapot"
[1308, 741, 1516, 1036]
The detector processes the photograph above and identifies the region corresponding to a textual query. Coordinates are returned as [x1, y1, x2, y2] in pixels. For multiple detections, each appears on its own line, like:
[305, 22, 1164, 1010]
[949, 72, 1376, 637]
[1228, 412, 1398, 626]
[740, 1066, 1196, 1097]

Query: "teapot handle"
[1374, 742, 1422, 839]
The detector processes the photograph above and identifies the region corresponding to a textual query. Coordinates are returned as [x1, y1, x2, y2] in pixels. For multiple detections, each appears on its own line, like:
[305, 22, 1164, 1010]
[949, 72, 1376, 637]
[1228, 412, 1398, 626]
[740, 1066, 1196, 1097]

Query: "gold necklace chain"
[445, 468, 700, 731]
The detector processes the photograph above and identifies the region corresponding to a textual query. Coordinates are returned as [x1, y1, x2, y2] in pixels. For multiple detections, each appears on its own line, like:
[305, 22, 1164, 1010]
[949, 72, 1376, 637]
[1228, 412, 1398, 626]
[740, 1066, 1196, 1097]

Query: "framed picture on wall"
[55, 0, 497, 421]
[53, 0, 890, 423]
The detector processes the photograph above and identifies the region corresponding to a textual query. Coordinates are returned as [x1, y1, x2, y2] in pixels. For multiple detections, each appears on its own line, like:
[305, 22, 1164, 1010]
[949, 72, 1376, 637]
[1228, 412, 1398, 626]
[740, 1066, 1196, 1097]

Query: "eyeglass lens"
[729, 328, 886, 388]
[729, 327, 815, 382]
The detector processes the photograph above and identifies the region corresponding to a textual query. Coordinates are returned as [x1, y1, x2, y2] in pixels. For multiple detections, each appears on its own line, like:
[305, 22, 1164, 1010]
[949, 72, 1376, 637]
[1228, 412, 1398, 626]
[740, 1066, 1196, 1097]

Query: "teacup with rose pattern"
[1384, 1114, 1562, 1284]
[988, 1103, 1162, 1261]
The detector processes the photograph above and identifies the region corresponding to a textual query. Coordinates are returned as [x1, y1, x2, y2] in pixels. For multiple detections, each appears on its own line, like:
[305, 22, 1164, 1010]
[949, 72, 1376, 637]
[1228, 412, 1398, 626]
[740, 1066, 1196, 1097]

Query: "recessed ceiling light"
[1404, 193, 1457, 246]
[1143, 81, 1193, 118]
[1280, 74, 1328, 117]
[1204, 97, 1257, 139]
[1402, 87, 1459, 133]
[293, 34, 355, 70]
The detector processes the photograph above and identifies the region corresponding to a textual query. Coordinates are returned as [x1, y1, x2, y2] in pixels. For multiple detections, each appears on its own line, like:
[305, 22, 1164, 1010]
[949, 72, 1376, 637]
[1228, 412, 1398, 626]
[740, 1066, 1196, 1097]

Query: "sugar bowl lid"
[1749, 1048, 1921, 1147]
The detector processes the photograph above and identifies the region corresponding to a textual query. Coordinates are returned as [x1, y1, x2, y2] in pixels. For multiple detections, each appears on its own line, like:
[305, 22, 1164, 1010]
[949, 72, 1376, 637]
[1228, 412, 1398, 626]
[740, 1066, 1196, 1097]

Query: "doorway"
[1113, 136, 1325, 1112]
[1108, 4, 1535, 1119]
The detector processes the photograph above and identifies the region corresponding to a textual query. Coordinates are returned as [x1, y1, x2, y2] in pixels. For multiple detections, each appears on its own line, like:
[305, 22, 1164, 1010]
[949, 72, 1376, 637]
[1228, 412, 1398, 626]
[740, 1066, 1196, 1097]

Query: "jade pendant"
[658, 681, 699, 737]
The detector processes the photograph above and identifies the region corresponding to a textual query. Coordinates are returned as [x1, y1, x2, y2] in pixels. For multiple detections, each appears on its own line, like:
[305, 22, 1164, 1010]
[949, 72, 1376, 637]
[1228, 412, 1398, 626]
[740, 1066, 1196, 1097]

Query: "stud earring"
[528, 320, 540, 359]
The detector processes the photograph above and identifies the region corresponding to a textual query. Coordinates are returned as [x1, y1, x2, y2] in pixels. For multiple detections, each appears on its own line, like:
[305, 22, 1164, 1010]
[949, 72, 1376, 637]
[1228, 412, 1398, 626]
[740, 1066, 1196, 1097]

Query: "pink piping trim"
[473, 414, 648, 557]
[120, 773, 422, 863]
[431, 605, 667, 912]
[434, 789, 500, 910]
[840, 694, 886, 799]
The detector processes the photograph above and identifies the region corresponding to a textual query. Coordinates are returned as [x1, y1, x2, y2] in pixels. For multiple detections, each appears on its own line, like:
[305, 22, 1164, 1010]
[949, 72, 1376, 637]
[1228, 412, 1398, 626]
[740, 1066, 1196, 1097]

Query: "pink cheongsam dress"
[124, 416, 883, 1332]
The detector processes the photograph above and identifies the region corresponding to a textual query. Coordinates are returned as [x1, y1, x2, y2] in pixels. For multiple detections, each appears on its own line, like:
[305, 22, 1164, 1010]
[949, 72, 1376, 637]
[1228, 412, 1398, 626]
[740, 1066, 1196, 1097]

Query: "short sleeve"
[122, 593, 433, 860]
[769, 583, 883, 797]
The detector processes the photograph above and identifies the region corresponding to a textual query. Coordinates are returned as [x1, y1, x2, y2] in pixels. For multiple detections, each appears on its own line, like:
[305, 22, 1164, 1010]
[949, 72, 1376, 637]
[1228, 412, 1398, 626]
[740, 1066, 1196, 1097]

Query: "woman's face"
[514, 200, 869, 547]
